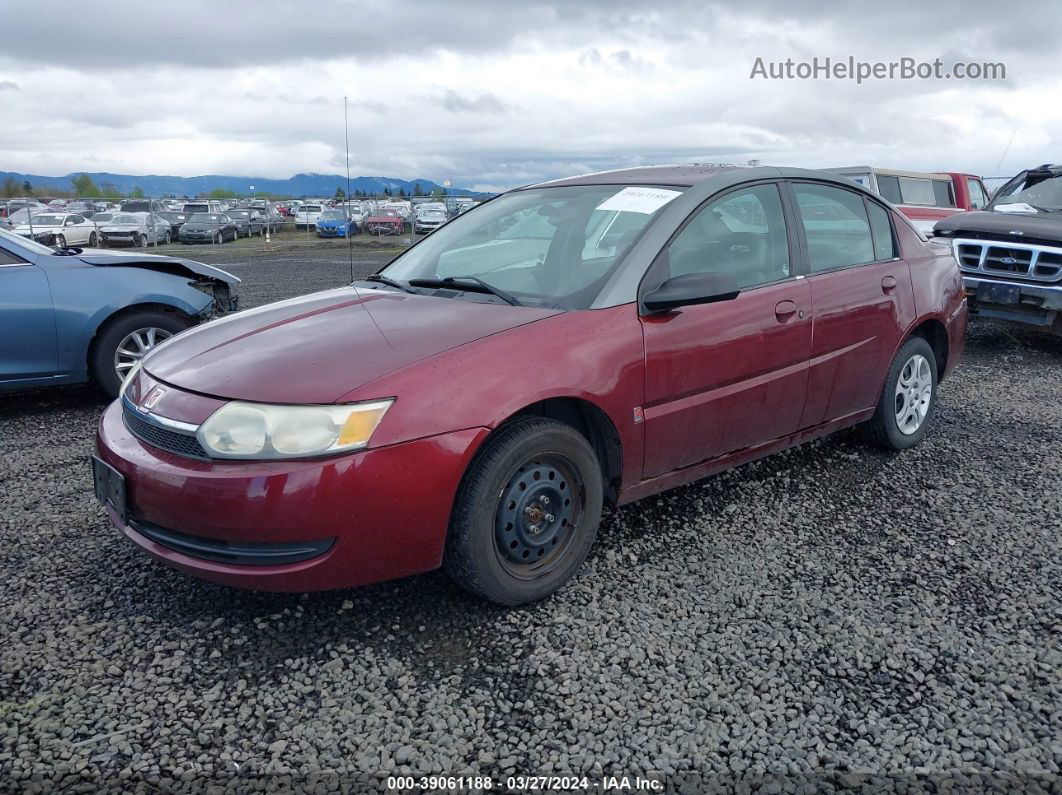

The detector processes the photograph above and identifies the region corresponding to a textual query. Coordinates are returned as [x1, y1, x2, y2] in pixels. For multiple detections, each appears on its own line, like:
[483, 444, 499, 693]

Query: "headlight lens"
[196, 399, 393, 459]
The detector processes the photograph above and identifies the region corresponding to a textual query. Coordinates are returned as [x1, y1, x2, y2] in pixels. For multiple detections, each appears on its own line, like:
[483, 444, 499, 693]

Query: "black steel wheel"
[444, 417, 603, 605]
[494, 454, 581, 578]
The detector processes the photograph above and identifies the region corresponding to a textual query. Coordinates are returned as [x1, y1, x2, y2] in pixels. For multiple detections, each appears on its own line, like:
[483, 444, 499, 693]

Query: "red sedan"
[94, 166, 967, 605]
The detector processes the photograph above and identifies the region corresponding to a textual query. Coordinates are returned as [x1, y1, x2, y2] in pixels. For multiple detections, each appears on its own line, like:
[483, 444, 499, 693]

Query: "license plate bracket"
[977, 282, 1021, 306]
[91, 455, 127, 524]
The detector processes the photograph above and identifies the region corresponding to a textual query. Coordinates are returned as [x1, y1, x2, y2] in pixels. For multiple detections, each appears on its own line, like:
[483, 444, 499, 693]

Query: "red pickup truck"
[826, 167, 990, 233]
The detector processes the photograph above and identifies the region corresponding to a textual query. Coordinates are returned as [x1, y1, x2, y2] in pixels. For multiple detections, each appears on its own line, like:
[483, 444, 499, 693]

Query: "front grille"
[129, 519, 333, 565]
[952, 239, 1062, 283]
[123, 406, 209, 459]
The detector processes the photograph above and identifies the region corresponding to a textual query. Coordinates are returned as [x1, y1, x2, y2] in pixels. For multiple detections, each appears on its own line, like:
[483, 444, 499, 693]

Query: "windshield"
[301, 205, 323, 213]
[93, 213, 115, 223]
[229, 210, 250, 218]
[0, 227, 56, 255]
[111, 214, 141, 224]
[382, 184, 683, 310]
[189, 213, 222, 222]
[320, 210, 346, 220]
[991, 170, 1062, 212]
[121, 201, 150, 212]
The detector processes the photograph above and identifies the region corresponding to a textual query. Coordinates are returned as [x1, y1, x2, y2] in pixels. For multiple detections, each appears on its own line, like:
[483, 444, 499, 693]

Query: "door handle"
[774, 299, 798, 322]
[881, 275, 897, 294]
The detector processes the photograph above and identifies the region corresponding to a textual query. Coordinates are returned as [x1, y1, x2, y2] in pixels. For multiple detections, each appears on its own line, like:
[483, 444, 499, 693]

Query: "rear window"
[877, 175, 902, 204]
[302, 205, 323, 213]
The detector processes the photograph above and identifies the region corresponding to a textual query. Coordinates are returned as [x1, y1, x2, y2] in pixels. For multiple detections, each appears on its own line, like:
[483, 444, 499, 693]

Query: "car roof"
[527, 164, 879, 192]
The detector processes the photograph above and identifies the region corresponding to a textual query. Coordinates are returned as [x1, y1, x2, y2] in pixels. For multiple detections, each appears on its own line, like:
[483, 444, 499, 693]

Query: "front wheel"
[90, 311, 193, 398]
[136, 233, 147, 247]
[56, 234, 67, 247]
[865, 336, 938, 450]
[88, 232, 98, 247]
[444, 417, 603, 606]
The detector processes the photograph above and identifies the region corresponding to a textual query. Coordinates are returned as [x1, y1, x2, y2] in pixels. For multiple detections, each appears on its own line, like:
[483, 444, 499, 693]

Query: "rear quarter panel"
[39, 258, 214, 380]
[897, 223, 967, 379]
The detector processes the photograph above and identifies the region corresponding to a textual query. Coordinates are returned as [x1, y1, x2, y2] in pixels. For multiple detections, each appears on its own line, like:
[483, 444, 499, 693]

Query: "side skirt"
[617, 407, 875, 505]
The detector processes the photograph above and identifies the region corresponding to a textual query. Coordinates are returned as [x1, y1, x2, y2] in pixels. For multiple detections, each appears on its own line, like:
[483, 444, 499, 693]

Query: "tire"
[164, 231, 171, 244]
[444, 417, 604, 606]
[56, 234, 67, 247]
[865, 336, 938, 450]
[136, 233, 147, 247]
[88, 232, 98, 247]
[90, 311, 193, 398]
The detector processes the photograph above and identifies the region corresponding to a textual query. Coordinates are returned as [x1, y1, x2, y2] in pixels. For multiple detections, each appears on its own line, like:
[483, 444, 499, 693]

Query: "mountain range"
[0, 170, 482, 198]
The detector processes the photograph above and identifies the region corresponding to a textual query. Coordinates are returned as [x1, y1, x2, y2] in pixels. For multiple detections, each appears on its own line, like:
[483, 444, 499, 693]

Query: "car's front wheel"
[56, 234, 67, 248]
[866, 335, 938, 450]
[88, 232, 98, 247]
[444, 417, 603, 605]
[91, 311, 193, 398]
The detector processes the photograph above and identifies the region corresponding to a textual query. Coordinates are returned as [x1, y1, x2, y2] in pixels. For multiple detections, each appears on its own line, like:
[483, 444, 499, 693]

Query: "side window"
[877, 175, 902, 204]
[898, 177, 934, 206]
[866, 201, 897, 261]
[666, 184, 790, 289]
[0, 246, 28, 266]
[967, 178, 988, 209]
[932, 180, 956, 208]
[794, 183, 875, 273]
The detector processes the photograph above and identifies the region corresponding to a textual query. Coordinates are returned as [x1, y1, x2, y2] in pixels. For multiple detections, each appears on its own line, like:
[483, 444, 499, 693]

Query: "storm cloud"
[1, 0, 1058, 190]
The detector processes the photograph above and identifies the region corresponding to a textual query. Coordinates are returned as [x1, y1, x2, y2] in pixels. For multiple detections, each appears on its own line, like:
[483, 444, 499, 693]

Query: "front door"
[0, 249, 57, 382]
[640, 182, 813, 478]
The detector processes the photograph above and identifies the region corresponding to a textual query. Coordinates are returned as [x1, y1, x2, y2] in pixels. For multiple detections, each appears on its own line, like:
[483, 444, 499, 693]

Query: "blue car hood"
[76, 251, 240, 285]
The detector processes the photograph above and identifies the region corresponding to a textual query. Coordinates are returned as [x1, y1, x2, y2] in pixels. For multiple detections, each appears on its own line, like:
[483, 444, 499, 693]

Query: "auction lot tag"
[596, 187, 682, 215]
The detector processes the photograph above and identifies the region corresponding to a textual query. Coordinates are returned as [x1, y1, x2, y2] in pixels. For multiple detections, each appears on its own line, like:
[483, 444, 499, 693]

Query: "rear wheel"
[90, 311, 193, 398]
[865, 336, 938, 450]
[444, 418, 603, 605]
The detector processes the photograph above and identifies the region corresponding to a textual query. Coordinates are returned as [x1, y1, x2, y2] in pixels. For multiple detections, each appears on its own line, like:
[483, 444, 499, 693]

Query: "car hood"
[143, 287, 559, 403]
[934, 209, 1062, 238]
[75, 250, 239, 285]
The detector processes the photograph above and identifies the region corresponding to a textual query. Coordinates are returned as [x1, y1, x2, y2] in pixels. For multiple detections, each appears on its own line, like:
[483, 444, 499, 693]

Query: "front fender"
[47, 263, 215, 380]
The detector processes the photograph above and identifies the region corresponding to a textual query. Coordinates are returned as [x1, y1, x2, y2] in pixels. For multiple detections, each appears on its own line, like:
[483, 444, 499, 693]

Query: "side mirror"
[642, 272, 741, 313]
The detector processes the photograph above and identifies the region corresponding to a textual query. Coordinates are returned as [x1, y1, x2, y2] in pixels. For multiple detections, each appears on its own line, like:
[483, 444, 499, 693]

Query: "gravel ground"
[0, 251, 1059, 793]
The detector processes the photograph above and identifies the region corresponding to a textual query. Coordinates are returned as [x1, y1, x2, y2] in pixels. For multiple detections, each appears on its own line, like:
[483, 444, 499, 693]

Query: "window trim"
[636, 179, 799, 314]
[783, 179, 901, 278]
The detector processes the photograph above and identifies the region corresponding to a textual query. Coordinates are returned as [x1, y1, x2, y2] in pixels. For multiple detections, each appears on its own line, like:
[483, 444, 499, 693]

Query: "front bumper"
[316, 226, 349, 237]
[95, 399, 488, 591]
[962, 275, 1062, 327]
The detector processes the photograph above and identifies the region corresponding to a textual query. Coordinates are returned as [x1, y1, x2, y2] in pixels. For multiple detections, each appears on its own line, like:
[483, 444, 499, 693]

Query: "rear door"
[0, 246, 57, 382]
[640, 181, 813, 477]
[786, 180, 916, 427]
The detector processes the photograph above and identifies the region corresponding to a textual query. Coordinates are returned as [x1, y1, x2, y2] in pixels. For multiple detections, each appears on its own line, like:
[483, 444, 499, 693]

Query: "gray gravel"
[1, 252, 1060, 793]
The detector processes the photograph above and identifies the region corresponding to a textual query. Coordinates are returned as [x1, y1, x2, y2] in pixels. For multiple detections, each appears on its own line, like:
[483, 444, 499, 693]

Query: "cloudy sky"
[2, 0, 1059, 191]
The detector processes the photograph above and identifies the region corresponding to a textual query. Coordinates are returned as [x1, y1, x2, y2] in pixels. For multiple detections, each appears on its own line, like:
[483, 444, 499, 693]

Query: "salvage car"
[94, 165, 966, 605]
[294, 203, 326, 230]
[315, 209, 356, 238]
[98, 213, 171, 247]
[227, 209, 265, 238]
[827, 166, 989, 233]
[933, 163, 1062, 330]
[363, 207, 404, 235]
[414, 206, 449, 233]
[13, 212, 98, 247]
[178, 213, 237, 244]
[0, 228, 238, 397]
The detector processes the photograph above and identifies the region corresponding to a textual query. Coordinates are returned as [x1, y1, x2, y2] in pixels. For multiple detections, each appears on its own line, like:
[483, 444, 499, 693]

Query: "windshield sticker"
[596, 187, 683, 215]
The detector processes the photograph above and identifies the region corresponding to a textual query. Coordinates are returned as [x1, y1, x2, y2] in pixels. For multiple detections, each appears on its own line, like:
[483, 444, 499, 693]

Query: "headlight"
[196, 399, 393, 460]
